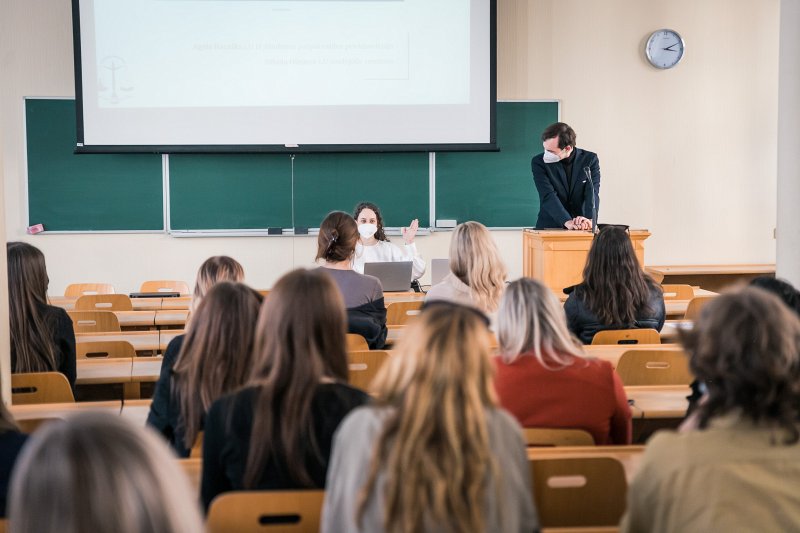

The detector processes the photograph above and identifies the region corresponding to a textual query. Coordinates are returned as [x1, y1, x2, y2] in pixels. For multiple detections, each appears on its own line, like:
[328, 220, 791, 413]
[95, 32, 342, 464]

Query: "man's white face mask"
[542, 143, 569, 164]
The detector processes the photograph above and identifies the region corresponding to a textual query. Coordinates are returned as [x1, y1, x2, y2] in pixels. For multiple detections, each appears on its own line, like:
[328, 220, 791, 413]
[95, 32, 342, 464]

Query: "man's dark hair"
[541, 122, 577, 149]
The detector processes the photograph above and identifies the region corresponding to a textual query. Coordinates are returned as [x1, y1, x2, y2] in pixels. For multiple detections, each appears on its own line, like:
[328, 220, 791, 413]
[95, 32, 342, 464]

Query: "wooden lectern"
[522, 229, 651, 294]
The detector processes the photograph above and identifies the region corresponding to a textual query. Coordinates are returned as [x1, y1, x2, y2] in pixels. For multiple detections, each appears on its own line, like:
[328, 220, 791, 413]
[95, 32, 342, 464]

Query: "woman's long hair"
[581, 226, 659, 325]
[7, 242, 58, 373]
[243, 268, 349, 488]
[357, 304, 500, 533]
[449, 221, 507, 313]
[498, 277, 585, 368]
[192, 255, 244, 305]
[681, 287, 800, 444]
[172, 282, 262, 449]
[353, 202, 389, 242]
[9, 413, 204, 533]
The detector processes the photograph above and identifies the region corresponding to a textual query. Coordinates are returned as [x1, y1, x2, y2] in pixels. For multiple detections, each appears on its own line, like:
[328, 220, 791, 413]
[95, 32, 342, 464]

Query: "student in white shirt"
[352, 202, 426, 281]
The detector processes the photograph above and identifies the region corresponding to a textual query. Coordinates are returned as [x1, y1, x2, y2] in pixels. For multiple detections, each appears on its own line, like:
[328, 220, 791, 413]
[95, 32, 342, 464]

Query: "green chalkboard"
[169, 154, 293, 230]
[435, 101, 559, 227]
[26, 99, 163, 231]
[292, 153, 429, 229]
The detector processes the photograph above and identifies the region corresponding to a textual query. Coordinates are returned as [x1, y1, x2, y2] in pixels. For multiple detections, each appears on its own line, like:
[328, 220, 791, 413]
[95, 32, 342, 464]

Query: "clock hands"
[662, 42, 680, 52]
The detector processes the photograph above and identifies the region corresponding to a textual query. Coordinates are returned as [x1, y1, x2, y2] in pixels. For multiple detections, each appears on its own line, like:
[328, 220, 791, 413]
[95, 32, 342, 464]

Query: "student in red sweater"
[494, 277, 632, 444]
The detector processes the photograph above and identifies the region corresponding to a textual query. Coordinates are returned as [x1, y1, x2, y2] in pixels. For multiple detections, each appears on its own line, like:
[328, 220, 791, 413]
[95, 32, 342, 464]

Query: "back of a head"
[582, 226, 654, 325]
[9, 412, 203, 533]
[316, 211, 359, 263]
[6, 241, 57, 372]
[244, 268, 349, 488]
[174, 281, 263, 448]
[361, 303, 497, 532]
[682, 287, 800, 442]
[193, 255, 245, 301]
[498, 277, 583, 366]
[749, 276, 800, 316]
[449, 221, 507, 312]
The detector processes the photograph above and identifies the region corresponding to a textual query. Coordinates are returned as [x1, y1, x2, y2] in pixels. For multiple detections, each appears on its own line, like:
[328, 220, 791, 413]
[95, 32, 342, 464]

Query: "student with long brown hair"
[495, 277, 631, 444]
[191, 255, 244, 310]
[201, 268, 369, 510]
[10, 413, 203, 533]
[317, 210, 387, 348]
[322, 303, 537, 533]
[425, 221, 507, 316]
[622, 287, 800, 532]
[7, 241, 76, 389]
[564, 225, 665, 344]
[146, 282, 262, 457]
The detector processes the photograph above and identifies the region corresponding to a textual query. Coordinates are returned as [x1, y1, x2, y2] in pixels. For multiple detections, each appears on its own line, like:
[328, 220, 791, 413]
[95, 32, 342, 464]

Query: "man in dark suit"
[531, 122, 600, 230]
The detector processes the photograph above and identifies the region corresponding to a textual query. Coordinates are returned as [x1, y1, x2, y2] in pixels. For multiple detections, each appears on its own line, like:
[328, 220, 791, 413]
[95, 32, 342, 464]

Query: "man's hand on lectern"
[574, 216, 593, 231]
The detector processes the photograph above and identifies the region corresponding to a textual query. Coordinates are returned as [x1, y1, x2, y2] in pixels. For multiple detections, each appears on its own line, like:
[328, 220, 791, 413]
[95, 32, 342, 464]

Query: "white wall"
[777, 0, 800, 285]
[0, 0, 780, 296]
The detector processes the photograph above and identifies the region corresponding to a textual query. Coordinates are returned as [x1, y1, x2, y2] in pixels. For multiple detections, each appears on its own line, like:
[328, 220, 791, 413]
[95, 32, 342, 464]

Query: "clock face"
[646, 29, 685, 69]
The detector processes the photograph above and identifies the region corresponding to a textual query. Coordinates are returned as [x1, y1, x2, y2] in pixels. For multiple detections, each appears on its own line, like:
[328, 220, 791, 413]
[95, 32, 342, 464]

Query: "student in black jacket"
[7, 242, 76, 390]
[564, 226, 665, 344]
[202, 268, 369, 510]
[0, 399, 27, 518]
[146, 282, 261, 457]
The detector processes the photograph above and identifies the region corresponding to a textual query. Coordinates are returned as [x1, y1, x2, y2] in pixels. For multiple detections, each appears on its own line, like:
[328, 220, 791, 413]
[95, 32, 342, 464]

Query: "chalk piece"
[27, 223, 44, 234]
[284, 143, 299, 148]
[436, 219, 457, 228]
[267, 227, 283, 235]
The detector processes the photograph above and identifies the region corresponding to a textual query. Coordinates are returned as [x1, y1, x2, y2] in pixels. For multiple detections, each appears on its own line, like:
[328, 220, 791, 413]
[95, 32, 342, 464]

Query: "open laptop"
[430, 258, 450, 286]
[364, 261, 413, 292]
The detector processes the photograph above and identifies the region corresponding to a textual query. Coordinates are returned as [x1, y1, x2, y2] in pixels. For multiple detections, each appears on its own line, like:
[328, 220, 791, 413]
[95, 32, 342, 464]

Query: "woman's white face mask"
[358, 223, 378, 239]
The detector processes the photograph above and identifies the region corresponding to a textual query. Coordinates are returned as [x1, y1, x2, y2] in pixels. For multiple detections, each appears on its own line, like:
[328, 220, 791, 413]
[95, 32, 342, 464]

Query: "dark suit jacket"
[531, 148, 601, 229]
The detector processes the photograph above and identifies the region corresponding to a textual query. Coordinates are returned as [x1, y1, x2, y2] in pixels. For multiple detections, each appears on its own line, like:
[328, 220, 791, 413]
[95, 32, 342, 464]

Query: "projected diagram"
[97, 56, 134, 105]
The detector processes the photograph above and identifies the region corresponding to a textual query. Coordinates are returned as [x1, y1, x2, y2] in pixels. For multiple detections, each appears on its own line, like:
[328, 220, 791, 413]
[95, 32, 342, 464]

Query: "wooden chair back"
[139, 280, 190, 295]
[660, 284, 694, 300]
[178, 458, 202, 493]
[76, 340, 136, 359]
[523, 428, 595, 447]
[591, 328, 661, 345]
[348, 350, 391, 392]
[64, 283, 115, 297]
[616, 349, 693, 386]
[75, 293, 133, 311]
[16, 416, 63, 434]
[190, 431, 203, 459]
[684, 295, 715, 320]
[530, 457, 627, 528]
[68, 310, 121, 333]
[346, 334, 369, 351]
[11, 372, 74, 404]
[206, 490, 325, 533]
[386, 301, 423, 325]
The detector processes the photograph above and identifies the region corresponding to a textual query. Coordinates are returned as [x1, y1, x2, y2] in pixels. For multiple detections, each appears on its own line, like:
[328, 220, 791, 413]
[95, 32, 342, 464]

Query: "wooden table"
[76, 331, 162, 352]
[659, 320, 692, 343]
[625, 385, 690, 419]
[9, 399, 151, 427]
[647, 264, 775, 292]
[49, 296, 168, 311]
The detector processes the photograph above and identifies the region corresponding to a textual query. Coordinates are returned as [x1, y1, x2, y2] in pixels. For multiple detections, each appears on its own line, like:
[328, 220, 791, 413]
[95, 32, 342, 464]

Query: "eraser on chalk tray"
[27, 224, 44, 235]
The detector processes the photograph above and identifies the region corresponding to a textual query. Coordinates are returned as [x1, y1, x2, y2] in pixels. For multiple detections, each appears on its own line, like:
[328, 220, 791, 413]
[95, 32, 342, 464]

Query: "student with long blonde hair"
[9, 413, 203, 533]
[425, 221, 507, 315]
[322, 303, 537, 533]
[147, 255, 246, 454]
[192, 255, 244, 309]
[147, 282, 262, 457]
[7, 242, 76, 389]
[495, 277, 631, 444]
[201, 268, 369, 509]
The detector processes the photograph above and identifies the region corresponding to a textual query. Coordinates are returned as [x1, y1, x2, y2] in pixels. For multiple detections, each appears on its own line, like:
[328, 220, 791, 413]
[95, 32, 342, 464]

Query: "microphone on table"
[583, 166, 598, 235]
